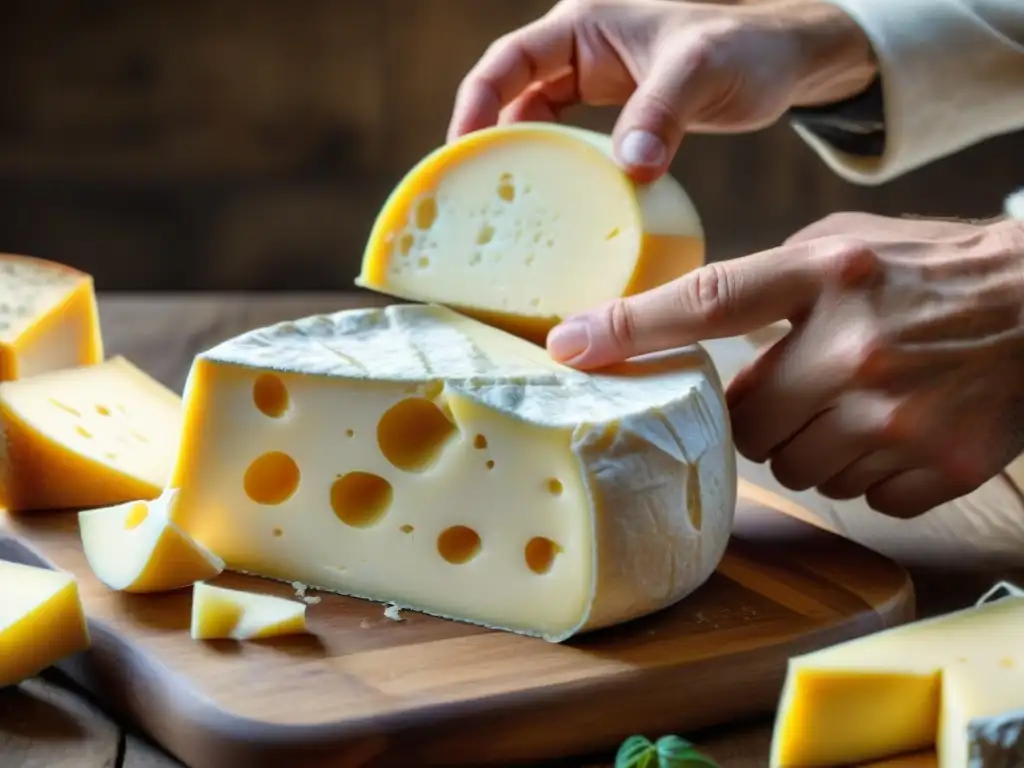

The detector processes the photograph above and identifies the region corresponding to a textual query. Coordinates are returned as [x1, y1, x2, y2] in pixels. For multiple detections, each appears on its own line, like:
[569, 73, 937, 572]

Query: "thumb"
[546, 246, 821, 370]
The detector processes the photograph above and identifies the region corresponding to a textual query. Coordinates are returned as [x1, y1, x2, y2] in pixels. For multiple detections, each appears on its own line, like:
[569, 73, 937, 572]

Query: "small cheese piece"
[167, 303, 736, 642]
[355, 123, 704, 344]
[0, 561, 91, 686]
[770, 584, 1024, 767]
[0, 356, 183, 512]
[0, 254, 104, 382]
[190, 582, 308, 640]
[79, 489, 225, 593]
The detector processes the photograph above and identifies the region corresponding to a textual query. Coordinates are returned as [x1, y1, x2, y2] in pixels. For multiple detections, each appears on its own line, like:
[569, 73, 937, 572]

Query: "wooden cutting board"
[0, 478, 914, 768]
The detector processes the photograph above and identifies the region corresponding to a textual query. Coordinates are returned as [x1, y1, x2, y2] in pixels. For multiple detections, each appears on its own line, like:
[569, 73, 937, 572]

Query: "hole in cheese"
[377, 397, 456, 473]
[76, 425, 92, 439]
[123, 502, 148, 530]
[473, 434, 487, 450]
[330, 471, 393, 528]
[686, 462, 702, 531]
[244, 451, 300, 505]
[497, 173, 515, 202]
[253, 374, 289, 419]
[400, 524, 414, 534]
[49, 398, 81, 417]
[476, 224, 494, 246]
[95, 404, 111, 416]
[417, 256, 430, 269]
[525, 537, 561, 575]
[131, 430, 150, 443]
[414, 195, 437, 230]
[345, 428, 354, 438]
[398, 232, 414, 256]
[272, 527, 283, 537]
[546, 478, 563, 496]
[437, 525, 481, 564]
[605, 227, 620, 240]
[485, 460, 495, 470]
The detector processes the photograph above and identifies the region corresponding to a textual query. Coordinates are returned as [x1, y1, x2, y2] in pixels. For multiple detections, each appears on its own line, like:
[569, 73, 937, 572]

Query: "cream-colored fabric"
[794, 0, 1024, 186]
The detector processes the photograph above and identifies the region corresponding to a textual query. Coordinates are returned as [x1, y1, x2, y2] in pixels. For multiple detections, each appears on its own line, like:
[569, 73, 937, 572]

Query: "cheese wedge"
[355, 123, 704, 344]
[770, 583, 1024, 767]
[190, 582, 308, 640]
[0, 254, 103, 382]
[0, 356, 183, 512]
[166, 303, 736, 642]
[79, 489, 224, 593]
[0, 560, 91, 686]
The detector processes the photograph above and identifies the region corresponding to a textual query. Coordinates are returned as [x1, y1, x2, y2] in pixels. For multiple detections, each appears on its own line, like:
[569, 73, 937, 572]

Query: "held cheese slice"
[0, 254, 103, 381]
[166, 303, 735, 642]
[0, 356, 183, 512]
[79, 489, 224, 593]
[356, 123, 704, 344]
[190, 582, 308, 640]
[770, 582, 1024, 767]
[0, 561, 91, 686]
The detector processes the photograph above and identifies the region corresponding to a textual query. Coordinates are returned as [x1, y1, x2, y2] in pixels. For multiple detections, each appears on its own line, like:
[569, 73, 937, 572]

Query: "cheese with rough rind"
[770, 582, 1024, 767]
[190, 582, 308, 640]
[79, 489, 225, 593]
[0, 253, 104, 382]
[0, 560, 91, 686]
[166, 303, 736, 642]
[0, 356, 183, 512]
[356, 123, 704, 344]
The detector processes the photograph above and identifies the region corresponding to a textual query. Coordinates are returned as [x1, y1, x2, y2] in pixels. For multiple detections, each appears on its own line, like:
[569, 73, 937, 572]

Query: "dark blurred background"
[0, 0, 1020, 293]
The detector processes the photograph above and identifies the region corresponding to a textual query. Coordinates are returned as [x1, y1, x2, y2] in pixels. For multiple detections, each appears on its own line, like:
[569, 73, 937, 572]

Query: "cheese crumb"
[383, 603, 403, 622]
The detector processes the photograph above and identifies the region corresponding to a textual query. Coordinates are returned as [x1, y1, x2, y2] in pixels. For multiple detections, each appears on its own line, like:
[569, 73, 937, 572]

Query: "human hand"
[448, 0, 877, 182]
[547, 213, 1024, 518]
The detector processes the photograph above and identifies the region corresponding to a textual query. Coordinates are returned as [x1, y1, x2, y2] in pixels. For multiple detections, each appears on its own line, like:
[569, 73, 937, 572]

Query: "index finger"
[447, 13, 576, 141]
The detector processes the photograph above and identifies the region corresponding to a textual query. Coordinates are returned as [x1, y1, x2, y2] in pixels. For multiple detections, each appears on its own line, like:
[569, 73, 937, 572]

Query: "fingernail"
[547, 320, 591, 362]
[618, 130, 666, 168]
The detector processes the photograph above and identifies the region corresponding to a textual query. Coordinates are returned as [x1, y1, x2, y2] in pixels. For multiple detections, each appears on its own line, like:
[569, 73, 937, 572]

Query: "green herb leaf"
[655, 735, 721, 767]
[614, 735, 656, 768]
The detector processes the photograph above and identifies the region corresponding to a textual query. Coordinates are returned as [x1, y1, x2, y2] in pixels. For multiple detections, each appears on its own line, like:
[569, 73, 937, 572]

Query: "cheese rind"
[190, 582, 309, 640]
[0, 356, 184, 512]
[167, 303, 736, 642]
[770, 584, 1024, 767]
[0, 561, 91, 686]
[356, 123, 704, 344]
[0, 253, 103, 381]
[79, 489, 225, 593]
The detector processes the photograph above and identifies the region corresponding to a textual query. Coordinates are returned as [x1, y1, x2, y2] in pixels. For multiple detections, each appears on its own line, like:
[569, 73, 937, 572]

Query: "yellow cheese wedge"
[0, 560, 90, 686]
[770, 583, 1024, 767]
[0, 253, 103, 382]
[78, 489, 224, 593]
[355, 123, 704, 344]
[190, 582, 308, 640]
[0, 356, 183, 512]
[167, 303, 735, 642]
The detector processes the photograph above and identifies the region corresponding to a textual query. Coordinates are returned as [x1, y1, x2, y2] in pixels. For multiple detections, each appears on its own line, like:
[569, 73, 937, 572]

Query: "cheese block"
[0, 560, 91, 686]
[0, 253, 103, 381]
[0, 356, 183, 512]
[190, 582, 308, 640]
[167, 303, 735, 642]
[770, 582, 1024, 767]
[79, 489, 225, 593]
[355, 123, 704, 344]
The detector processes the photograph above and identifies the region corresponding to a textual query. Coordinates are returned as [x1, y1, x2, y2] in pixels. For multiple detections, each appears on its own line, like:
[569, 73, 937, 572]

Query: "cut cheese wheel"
[190, 582, 308, 640]
[0, 356, 183, 512]
[0, 253, 104, 382]
[770, 583, 1024, 767]
[79, 489, 225, 593]
[167, 303, 736, 642]
[356, 123, 704, 344]
[0, 561, 91, 686]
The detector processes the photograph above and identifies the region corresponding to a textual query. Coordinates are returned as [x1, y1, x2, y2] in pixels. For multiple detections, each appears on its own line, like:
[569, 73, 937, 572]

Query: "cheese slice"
[0, 253, 103, 381]
[0, 560, 91, 686]
[79, 489, 224, 593]
[355, 123, 704, 344]
[166, 302, 736, 642]
[0, 356, 183, 512]
[770, 583, 1024, 767]
[190, 582, 308, 640]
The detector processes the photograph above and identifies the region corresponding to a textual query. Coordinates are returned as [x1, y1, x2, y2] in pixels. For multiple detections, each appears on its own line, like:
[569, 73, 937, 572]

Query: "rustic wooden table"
[4, 292, 1012, 768]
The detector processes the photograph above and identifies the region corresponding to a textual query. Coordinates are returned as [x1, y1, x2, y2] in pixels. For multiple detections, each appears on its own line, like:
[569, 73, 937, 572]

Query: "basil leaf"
[615, 735, 657, 768]
[655, 735, 722, 768]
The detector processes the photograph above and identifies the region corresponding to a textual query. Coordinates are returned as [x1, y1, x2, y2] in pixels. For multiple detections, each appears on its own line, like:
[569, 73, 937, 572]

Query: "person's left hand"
[546, 212, 1024, 518]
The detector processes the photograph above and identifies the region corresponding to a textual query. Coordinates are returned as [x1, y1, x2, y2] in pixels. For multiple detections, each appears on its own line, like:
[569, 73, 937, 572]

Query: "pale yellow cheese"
[0, 254, 103, 382]
[770, 583, 1024, 767]
[0, 560, 91, 686]
[0, 356, 183, 512]
[166, 303, 736, 643]
[190, 582, 308, 640]
[356, 123, 704, 344]
[79, 489, 224, 593]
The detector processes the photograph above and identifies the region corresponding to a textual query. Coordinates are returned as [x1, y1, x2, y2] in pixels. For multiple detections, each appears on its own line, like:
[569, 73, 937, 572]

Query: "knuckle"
[604, 299, 637, 351]
[814, 236, 879, 280]
[675, 263, 731, 326]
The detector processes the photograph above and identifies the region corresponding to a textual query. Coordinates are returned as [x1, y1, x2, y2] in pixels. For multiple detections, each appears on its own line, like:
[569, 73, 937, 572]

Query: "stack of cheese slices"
[1, 123, 1021, 767]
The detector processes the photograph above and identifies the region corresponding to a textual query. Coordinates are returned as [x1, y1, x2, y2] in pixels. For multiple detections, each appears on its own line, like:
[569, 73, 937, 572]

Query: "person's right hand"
[448, 0, 878, 182]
